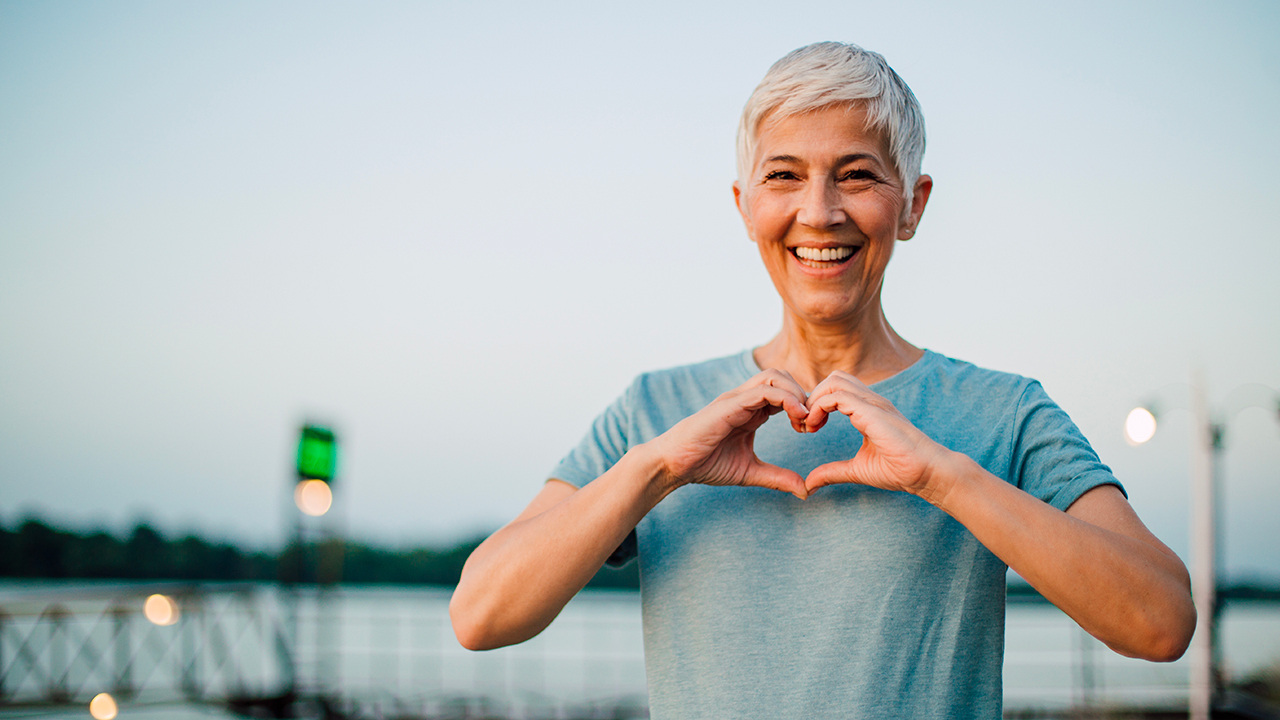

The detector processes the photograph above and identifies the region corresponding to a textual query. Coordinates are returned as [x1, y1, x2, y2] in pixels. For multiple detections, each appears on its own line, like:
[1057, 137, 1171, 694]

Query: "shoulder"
[626, 350, 755, 406]
[889, 350, 1039, 405]
[884, 351, 1057, 449]
[899, 352, 1110, 495]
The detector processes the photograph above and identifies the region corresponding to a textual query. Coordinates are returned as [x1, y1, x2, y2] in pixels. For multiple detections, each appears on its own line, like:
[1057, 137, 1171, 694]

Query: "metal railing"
[4, 584, 1276, 719]
[0, 583, 292, 710]
[303, 586, 648, 720]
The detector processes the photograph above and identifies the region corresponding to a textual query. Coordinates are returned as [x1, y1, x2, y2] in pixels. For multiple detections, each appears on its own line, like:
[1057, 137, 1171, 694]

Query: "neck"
[752, 306, 922, 391]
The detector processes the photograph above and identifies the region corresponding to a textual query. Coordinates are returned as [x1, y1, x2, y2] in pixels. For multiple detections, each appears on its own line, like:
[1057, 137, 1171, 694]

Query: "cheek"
[745, 200, 788, 240]
[849, 209, 900, 243]
[866, 190, 908, 227]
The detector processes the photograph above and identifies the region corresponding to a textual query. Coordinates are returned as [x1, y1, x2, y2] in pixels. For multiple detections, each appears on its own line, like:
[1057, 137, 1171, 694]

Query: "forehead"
[754, 103, 892, 166]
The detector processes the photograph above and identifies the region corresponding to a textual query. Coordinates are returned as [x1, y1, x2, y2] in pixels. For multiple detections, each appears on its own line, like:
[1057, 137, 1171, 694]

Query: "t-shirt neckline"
[734, 347, 937, 393]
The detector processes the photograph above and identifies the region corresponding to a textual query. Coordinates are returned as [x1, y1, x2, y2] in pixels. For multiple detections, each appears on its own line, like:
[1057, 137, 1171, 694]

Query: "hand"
[648, 369, 811, 499]
[802, 371, 952, 500]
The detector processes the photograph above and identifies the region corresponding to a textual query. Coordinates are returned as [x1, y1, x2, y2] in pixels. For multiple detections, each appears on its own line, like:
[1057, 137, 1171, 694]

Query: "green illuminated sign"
[296, 425, 337, 482]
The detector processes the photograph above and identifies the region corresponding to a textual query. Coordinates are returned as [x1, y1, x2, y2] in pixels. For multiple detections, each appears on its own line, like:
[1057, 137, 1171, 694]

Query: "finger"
[733, 400, 783, 438]
[751, 367, 809, 399]
[805, 388, 863, 430]
[744, 463, 809, 500]
[808, 372, 880, 407]
[751, 369, 811, 426]
[804, 372, 864, 429]
[806, 383, 900, 430]
[735, 383, 810, 432]
[802, 390, 832, 432]
[807, 369, 866, 398]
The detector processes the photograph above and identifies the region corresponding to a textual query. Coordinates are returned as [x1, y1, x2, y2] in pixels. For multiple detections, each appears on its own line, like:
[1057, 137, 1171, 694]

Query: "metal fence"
[302, 586, 647, 720]
[3, 584, 1277, 719]
[0, 583, 291, 710]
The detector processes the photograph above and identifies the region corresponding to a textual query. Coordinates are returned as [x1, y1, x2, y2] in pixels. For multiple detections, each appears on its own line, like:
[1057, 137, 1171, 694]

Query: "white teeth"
[794, 246, 855, 262]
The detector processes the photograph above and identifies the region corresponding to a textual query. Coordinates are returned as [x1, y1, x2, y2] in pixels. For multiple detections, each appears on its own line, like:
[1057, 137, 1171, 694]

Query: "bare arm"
[804, 372, 1195, 661]
[925, 459, 1193, 660]
[450, 450, 669, 651]
[450, 369, 811, 651]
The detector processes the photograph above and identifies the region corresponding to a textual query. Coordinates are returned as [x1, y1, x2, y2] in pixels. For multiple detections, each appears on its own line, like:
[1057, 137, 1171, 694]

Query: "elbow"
[1150, 604, 1196, 663]
[1147, 582, 1198, 663]
[449, 546, 509, 651]
[452, 621, 497, 653]
[450, 595, 493, 651]
[1114, 596, 1197, 663]
[450, 581, 540, 651]
[449, 588, 503, 652]
[1135, 624, 1194, 663]
[1116, 557, 1198, 663]
[450, 612, 485, 652]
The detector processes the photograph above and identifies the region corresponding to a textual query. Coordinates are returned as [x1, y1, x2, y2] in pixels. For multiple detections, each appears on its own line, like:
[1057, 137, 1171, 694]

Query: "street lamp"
[1127, 377, 1279, 720]
[294, 479, 333, 517]
[1123, 407, 1158, 446]
[287, 423, 344, 708]
[288, 423, 340, 582]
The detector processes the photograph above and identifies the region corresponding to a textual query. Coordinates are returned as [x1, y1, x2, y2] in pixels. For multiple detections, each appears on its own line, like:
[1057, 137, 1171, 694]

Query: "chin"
[789, 300, 863, 327]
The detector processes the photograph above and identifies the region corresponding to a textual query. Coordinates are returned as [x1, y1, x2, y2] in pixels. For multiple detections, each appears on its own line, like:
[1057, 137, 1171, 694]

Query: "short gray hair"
[736, 42, 926, 206]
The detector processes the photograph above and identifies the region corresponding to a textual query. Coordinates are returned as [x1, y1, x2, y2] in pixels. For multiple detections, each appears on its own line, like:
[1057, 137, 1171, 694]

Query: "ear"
[733, 181, 756, 242]
[898, 173, 933, 241]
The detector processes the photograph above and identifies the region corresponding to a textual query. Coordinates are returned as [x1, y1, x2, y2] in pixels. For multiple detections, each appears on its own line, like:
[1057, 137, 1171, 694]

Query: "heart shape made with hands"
[720, 370, 940, 499]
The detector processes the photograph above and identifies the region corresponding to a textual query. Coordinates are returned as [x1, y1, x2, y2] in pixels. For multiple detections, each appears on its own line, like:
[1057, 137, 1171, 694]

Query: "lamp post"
[288, 423, 341, 706]
[296, 425, 338, 511]
[1126, 377, 1279, 720]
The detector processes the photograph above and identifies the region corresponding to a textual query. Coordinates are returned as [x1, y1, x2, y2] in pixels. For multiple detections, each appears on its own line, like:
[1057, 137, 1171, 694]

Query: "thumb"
[805, 460, 856, 495]
[744, 462, 809, 500]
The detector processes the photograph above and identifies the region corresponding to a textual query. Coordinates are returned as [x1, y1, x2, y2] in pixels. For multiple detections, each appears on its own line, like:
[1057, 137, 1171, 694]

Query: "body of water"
[316, 586, 1280, 716]
[2, 582, 1277, 718]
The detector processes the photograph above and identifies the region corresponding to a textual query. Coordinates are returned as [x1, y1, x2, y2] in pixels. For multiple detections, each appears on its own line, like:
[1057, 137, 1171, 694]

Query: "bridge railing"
[0, 583, 292, 709]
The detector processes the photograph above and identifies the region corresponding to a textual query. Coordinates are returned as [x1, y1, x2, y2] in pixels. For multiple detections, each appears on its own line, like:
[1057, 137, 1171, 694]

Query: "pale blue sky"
[2, 1, 1278, 579]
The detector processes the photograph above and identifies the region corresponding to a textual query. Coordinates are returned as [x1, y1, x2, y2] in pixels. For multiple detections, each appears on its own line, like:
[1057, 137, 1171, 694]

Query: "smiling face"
[734, 103, 931, 331]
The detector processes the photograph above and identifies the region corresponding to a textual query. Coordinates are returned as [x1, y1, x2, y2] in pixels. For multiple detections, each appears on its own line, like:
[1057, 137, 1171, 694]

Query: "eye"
[839, 169, 879, 182]
[762, 169, 800, 182]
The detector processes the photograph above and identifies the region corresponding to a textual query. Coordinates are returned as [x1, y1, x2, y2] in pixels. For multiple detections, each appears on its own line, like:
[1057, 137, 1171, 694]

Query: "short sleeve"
[1011, 381, 1125, 511]
[547, 383, 638, 566]
[548, 383, 633, 489]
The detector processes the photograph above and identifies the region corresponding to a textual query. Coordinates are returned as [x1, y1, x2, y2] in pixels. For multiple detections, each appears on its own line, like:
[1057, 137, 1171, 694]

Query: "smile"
[792, 246, 858, 268]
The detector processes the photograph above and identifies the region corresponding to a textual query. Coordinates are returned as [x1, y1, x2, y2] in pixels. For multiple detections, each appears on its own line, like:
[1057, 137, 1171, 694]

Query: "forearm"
[450, 445, 672, 650]
[924, 451, 1195, 661]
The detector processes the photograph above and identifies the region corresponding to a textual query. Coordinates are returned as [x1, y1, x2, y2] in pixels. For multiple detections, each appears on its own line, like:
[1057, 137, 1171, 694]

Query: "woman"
[450, 42, 1195, 718]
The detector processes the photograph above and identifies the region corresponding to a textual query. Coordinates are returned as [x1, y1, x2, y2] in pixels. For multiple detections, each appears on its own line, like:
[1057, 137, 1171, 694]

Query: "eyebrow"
[761, 153, 882, 166]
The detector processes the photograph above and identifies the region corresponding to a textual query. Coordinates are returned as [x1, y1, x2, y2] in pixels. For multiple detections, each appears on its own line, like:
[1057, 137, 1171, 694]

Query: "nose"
[796, 178, 846, 228]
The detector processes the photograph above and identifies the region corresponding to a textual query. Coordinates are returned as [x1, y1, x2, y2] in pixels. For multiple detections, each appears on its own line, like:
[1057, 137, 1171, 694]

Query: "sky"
[2, 1, 1278, 580]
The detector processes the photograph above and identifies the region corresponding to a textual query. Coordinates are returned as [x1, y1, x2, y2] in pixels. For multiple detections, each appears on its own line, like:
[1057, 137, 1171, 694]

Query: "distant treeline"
[0, 518, 639, 590]
[7, 518, 1280, 602]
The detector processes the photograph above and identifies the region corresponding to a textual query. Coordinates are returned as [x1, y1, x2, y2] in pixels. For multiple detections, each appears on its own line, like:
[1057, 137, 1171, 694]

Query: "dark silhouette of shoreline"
[0, 516, 640, 589]
[6, 516, 1280, 604]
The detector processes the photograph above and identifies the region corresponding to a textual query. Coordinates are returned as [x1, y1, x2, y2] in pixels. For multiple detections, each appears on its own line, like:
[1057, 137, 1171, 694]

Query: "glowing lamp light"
[143, 593, 180, 626]
[1124, 407, 1158, 445]
[89, 692, 118, 720]
[295, 479, 333, 517]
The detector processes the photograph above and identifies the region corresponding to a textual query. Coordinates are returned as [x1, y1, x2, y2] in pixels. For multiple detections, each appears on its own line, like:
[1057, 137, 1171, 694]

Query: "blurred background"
[3, 0, 1277, 578]
[1, 1, 1279, 716]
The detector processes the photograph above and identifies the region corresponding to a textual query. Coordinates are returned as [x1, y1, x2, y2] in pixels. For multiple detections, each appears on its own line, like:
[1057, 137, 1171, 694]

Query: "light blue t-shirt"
[551, 349, 1122, 719]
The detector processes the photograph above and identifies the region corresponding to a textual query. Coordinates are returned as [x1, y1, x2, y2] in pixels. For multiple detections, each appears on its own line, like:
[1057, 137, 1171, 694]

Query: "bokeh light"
[143, 593, 179, 626]
[295, 479, 333, 517]
[1124, 407, 1158, 446]
[89, 692, 118, 720]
